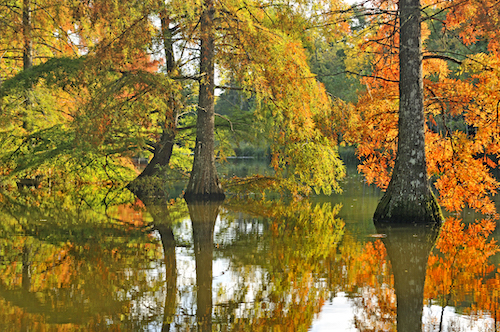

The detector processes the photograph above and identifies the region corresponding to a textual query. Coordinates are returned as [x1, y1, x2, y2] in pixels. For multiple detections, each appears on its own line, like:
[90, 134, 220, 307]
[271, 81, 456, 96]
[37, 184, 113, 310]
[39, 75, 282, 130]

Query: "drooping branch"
[423, 54, 462, 65]
[215, 113, 234, 131]
[315, 70, 399, 83]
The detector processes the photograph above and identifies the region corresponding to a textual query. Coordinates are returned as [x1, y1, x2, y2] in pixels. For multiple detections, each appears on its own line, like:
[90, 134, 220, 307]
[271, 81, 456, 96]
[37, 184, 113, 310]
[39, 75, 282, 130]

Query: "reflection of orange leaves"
[113, 199, 147, 227]
[425, 217, 499, 308]
[33, 245, 78, 292]
[350, 240, 396, 332]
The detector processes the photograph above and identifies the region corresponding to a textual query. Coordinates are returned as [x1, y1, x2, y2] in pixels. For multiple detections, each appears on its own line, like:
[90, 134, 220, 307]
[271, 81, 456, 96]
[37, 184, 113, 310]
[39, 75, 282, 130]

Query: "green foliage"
[0, 57, 86, 94]
[0, 56, 185, 183]
[309, 42, 367, 103]
[0, 0, 349, 197]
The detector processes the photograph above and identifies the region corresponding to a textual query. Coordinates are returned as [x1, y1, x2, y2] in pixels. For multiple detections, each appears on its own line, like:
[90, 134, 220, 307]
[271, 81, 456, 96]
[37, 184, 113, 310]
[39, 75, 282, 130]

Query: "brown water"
[1, 164, 499, 331]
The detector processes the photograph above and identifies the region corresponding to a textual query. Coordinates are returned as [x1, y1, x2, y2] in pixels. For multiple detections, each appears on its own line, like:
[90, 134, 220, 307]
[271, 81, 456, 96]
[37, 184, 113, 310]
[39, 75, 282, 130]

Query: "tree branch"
[215, 113, 234, 131]
[315, 70, 399, 83]
[423, 54, 462, 65]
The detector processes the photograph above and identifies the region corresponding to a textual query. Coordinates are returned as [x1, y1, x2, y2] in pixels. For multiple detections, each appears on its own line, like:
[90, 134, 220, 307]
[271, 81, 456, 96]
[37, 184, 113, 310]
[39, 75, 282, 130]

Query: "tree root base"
[374, 191, 443, 225]
[184, 191, 226, 203]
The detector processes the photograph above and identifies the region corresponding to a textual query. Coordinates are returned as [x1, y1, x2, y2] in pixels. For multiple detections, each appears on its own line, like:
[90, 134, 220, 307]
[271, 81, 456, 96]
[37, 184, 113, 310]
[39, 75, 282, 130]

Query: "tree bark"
[23, 0, 33, 71]
[136, 8, 177, 179]
[22, 0, 34, 115]
[373, 0, 442, 224]
[128, 9, 177, 198]
[184, 0, 225, 202]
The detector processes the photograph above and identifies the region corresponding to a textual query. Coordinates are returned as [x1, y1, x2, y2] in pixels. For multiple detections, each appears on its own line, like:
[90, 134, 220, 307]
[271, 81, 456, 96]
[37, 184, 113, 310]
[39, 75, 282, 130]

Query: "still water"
[1, 161, 499, 331]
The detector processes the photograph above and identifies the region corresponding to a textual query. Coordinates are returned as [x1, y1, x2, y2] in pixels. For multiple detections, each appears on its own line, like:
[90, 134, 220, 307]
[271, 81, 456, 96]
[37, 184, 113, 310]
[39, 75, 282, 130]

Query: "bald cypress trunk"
[23, 0, 33, 72]
[128, 10, 177, 198]
[22, 0, 34, 118]
[184, 0, 224, 202]
[374, 0, 442, 224]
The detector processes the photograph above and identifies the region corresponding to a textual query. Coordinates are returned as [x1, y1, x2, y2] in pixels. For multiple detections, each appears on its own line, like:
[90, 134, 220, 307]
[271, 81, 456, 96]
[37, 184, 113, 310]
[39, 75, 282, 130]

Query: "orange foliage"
[344, 239, 396, 331]
[425, 217, 499, 312]
[345, 0, 500, 216]
[113, 199, 148, 227]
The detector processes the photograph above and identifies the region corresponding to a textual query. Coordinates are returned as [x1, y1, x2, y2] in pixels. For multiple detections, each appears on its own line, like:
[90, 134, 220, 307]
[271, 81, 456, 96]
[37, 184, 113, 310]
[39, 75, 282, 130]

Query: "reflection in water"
[189, 201, 220, 332]
[0, 186, 163, 329]
[144, 201, 184, 331]
[375, 223, 441, 332]
[0, 183, 499, 331]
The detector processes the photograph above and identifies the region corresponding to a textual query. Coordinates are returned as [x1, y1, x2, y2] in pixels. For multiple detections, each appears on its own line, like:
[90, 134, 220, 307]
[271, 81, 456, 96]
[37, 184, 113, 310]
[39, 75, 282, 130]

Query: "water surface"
[1, 162, 499, 331]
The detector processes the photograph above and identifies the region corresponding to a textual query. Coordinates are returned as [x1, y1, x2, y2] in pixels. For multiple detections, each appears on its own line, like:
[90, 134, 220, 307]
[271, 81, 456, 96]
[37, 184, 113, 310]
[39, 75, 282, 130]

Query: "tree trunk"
[23, 0, 33, 71]
[184, 0, 225, 202]
[136, 9, 177, 179]
[137, 131, 175, 180]
[373, 0, 442, 224]
[22, 0, 34, 116]
[128, 9, 177, 198]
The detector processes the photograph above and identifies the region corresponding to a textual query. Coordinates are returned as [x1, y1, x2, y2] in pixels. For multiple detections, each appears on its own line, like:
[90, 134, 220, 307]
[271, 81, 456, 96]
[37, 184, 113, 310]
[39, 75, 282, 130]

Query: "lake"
[1, 159, 499, 331]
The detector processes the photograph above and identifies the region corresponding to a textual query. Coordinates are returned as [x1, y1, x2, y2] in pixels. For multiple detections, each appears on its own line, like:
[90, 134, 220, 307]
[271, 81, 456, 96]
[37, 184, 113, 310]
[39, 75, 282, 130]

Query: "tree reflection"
[348, 214, 500, 332]
[139, 198, 189, 331]
[8, 184, 500, 331]
[188, 201, 220, 332]
[425, 216, 500, 330]
[214, 198, 345, 331]
[0, 186, 166, 329]
[375, 222, 441, 332]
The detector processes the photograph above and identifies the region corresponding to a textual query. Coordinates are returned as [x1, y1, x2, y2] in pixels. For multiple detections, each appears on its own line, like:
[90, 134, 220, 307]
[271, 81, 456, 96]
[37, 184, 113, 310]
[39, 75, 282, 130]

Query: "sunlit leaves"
[425, 217, 499, 318]
[344, 0, 500, 215]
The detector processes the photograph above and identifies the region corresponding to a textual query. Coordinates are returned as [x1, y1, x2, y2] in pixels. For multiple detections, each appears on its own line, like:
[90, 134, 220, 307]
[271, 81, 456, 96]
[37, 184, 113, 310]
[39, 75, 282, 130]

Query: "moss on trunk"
[374, 190, 443, 224]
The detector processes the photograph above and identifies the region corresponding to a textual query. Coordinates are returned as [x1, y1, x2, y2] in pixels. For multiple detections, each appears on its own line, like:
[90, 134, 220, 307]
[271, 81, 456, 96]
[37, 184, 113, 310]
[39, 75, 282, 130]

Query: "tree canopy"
[0, 0, 352, 198]
[343, 0, 500, 217]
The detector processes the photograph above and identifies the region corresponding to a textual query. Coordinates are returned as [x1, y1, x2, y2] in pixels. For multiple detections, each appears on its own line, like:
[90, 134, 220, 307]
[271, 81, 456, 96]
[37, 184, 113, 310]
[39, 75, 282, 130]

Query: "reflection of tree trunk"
[375, 222, 440, 332]
[22, 243, 31, 292]
[140, 199, 179, 331]
[188, 201, 220, 332]
[155, 223, 177, 332]
[184, 0, 225, 202]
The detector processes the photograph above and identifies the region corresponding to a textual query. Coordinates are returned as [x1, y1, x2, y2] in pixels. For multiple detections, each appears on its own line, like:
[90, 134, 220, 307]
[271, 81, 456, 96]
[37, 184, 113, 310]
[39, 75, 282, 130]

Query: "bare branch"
[423, 54, 462, 65]
[215, 112, 234, 131]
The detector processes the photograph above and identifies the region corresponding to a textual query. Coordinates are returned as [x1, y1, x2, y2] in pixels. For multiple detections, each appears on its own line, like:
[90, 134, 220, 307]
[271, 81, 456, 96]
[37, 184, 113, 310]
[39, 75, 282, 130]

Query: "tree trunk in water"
[184, 0, 224, 202]
[373, 0, 442, 224]
[128, 10, 177, 198]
